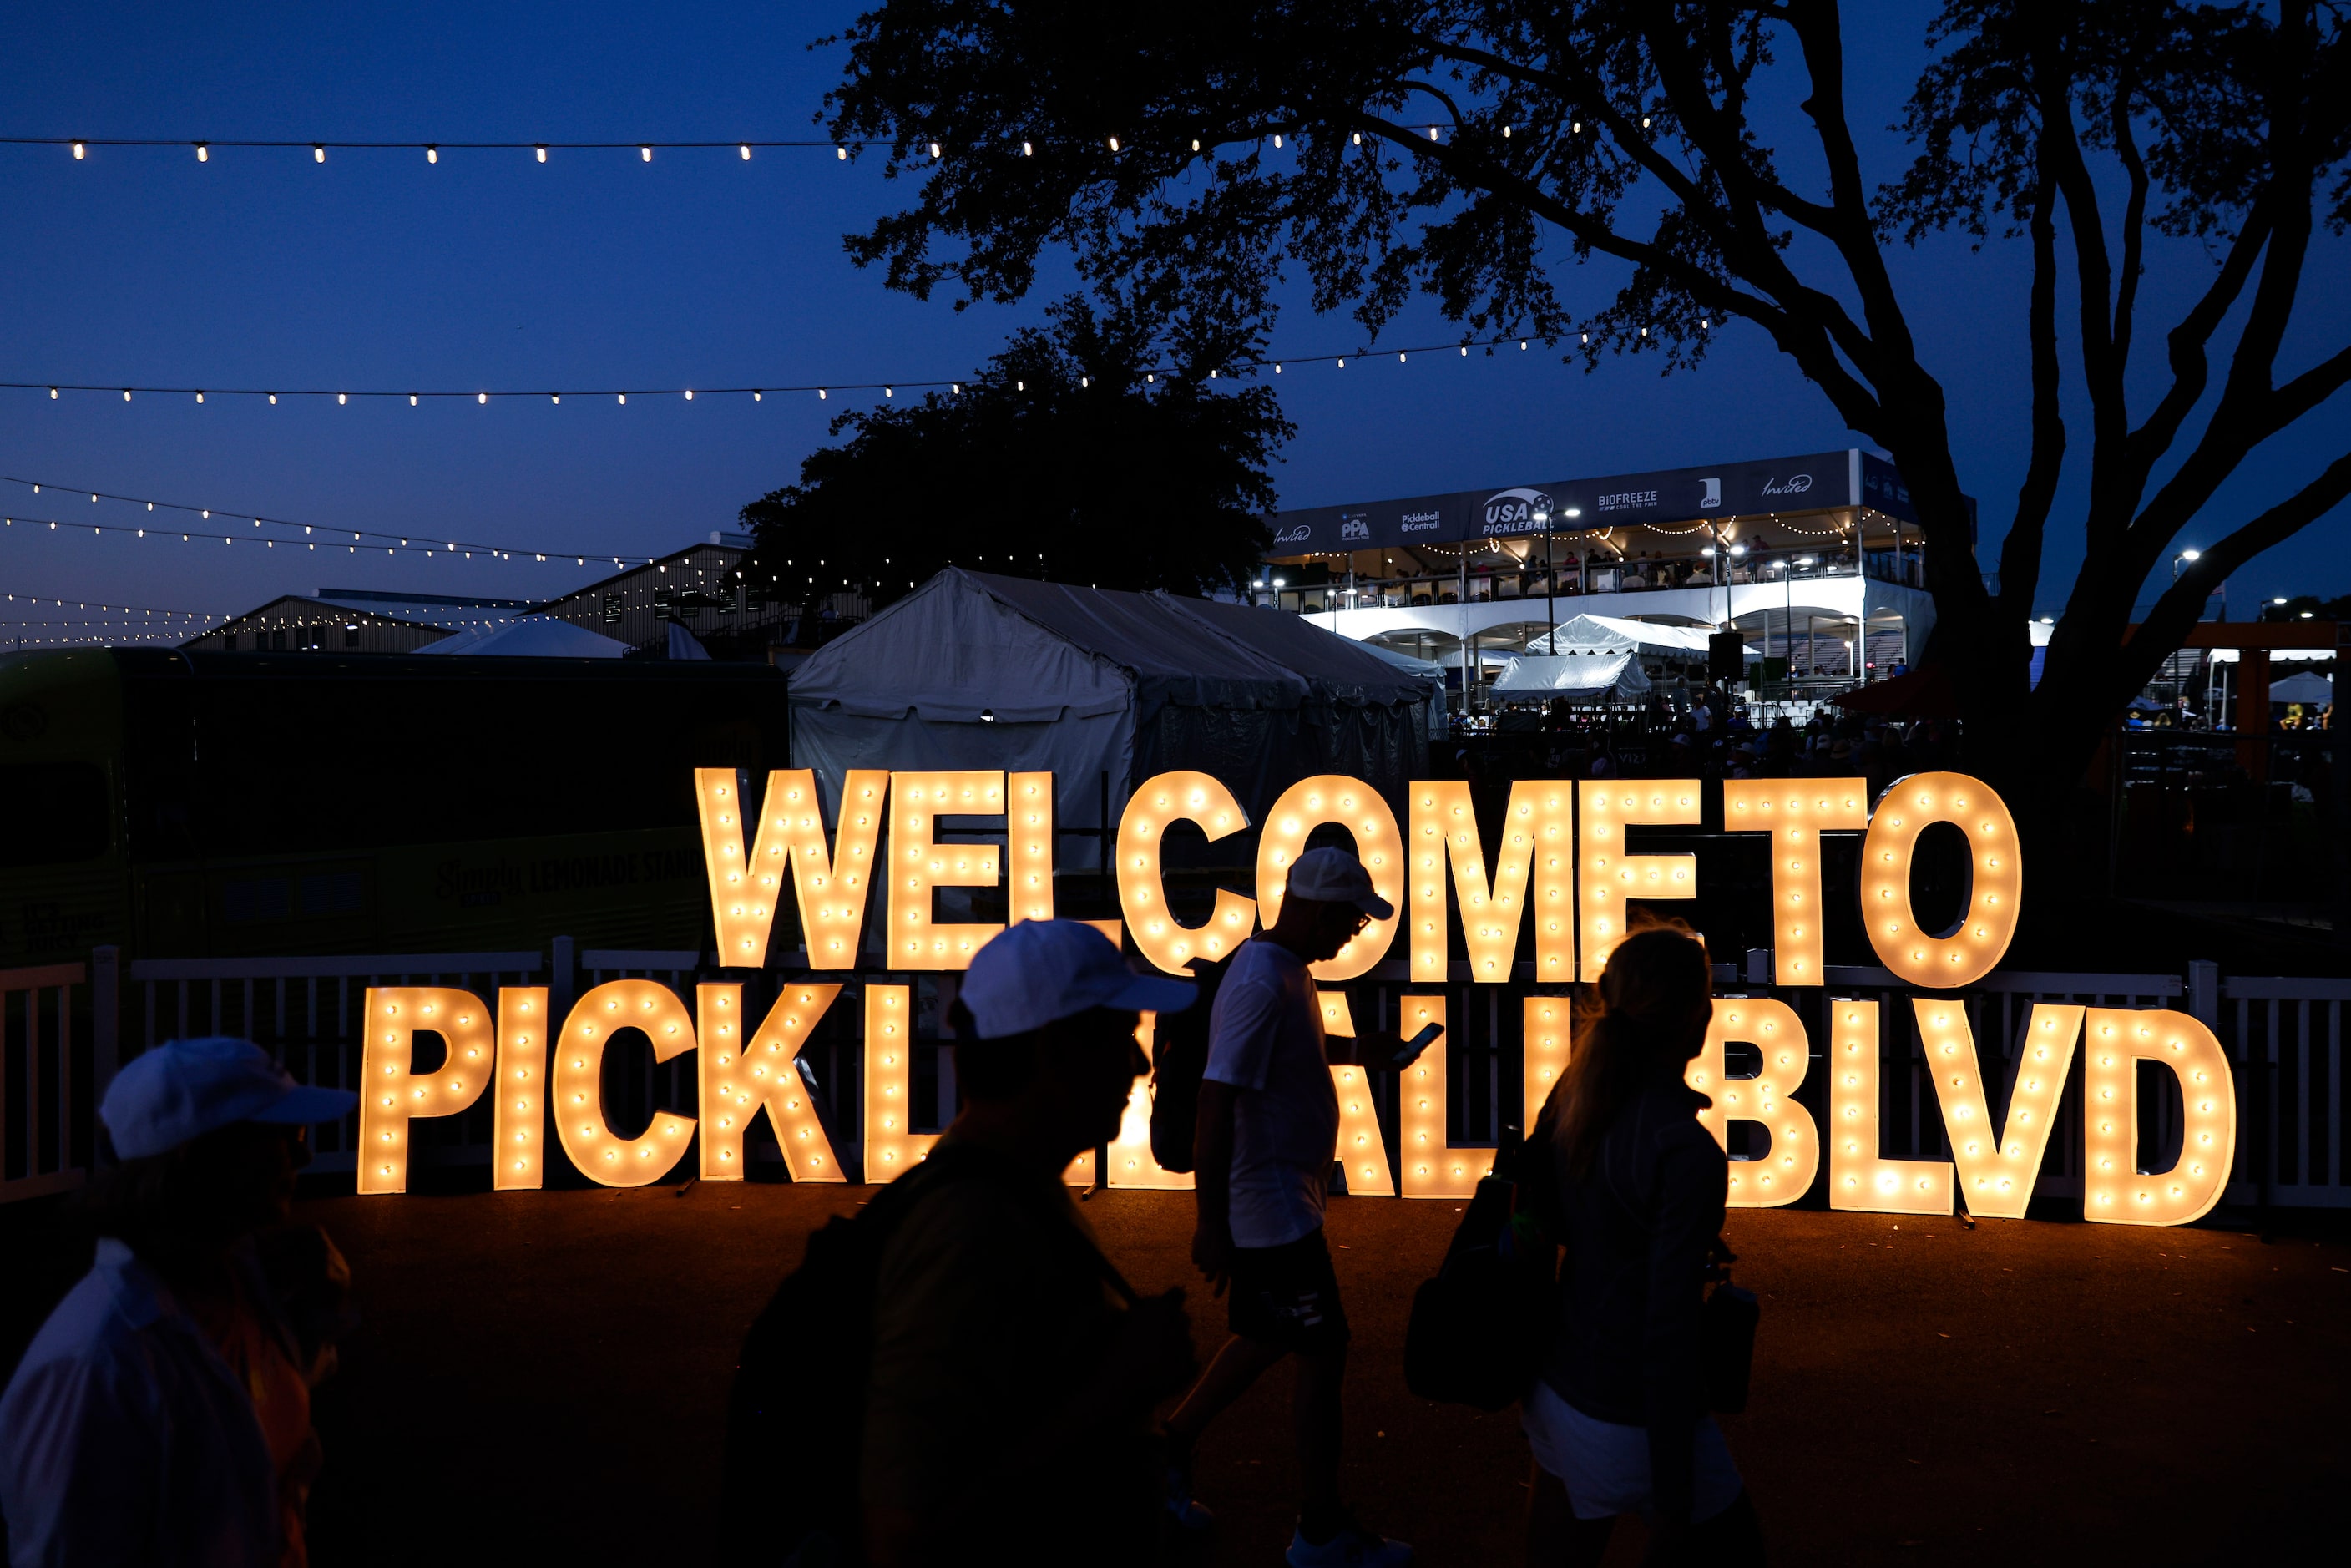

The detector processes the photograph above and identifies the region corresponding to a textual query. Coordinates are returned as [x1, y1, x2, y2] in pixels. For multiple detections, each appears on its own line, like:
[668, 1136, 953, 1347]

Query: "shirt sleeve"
[1202, 974, 1281, 1091]
[0, 1355, 161, 1567]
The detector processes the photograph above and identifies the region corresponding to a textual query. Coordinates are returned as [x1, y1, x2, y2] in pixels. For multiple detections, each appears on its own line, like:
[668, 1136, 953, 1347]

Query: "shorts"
[1520, 1378, 1743, 1523]
[1227, 1227, 1351, 1353]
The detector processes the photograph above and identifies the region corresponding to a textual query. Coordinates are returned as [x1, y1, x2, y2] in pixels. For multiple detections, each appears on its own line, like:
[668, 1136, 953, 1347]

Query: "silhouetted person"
[1165, 847, 1424, 1566]
[1524, 925, 1765, 1565]
[0, 1038, 358, 1567]
[861, 920, 1199, 1565]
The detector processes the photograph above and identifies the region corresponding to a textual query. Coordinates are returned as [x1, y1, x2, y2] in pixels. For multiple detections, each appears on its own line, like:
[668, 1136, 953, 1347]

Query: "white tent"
[2272, 671, 2333, 705]
[1362, 641, 1448, 740]
[1491, 652, 1655, 703]
[417, 617, 629, 658]
[790, 570, 1432, 867]
[1526, 612, 1760, 661]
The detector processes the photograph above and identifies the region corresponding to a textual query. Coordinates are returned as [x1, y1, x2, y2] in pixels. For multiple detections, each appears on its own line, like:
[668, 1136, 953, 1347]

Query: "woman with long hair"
[1524, 921, 1765, 1565]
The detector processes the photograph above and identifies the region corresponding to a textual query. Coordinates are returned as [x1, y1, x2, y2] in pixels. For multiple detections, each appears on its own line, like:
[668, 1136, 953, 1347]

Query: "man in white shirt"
[1164, 847, 1418, 1568]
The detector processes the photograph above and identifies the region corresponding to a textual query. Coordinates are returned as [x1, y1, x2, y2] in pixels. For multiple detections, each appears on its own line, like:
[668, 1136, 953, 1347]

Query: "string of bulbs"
[0, 474, 655, 566]
[3, 321, 1716, 409]
[4, 590, 225, 617]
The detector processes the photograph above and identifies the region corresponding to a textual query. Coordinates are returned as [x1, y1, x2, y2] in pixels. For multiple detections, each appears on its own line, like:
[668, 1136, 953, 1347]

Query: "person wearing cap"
[860, 918, 1199, 1566]
[0, 1037, 358, 1568]
[1162, 845, 1418, 1568]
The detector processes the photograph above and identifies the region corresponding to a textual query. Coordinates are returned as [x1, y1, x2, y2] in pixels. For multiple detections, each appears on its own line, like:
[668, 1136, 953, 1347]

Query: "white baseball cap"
[958, 919, 1196, 1039]
[1286, 846, 1395, 920]
[99, 1037, 360, 1161]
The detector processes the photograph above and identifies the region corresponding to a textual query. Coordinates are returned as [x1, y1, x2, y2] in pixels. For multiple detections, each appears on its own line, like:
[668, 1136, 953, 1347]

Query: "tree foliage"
[740, 296, 1287, 608]
[818, 0, 2351, 804]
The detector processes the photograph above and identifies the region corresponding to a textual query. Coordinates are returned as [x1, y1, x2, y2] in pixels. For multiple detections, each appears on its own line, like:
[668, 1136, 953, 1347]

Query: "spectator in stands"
[0, 1039, 359, 1568]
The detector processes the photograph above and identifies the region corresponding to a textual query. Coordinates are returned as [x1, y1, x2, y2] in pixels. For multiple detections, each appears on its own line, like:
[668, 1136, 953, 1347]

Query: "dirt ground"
[224, 1184, 2347, 1567]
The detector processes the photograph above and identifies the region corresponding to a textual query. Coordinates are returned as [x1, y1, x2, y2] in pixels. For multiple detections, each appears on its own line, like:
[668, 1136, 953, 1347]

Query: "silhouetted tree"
[741, 296, 1287, 609]
[817, 0, 2350, 819]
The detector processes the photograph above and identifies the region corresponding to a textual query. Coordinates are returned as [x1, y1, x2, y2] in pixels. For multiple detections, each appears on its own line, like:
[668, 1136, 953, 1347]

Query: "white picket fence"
[5, 943, 2343, 1212]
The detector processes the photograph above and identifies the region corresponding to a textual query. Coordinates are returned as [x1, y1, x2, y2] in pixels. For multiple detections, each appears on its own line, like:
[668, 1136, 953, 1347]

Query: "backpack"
[719, 1146, 1135, 1566]
[1402, 1125, 1560, 1410]
[1146, 953, 1233, 1173]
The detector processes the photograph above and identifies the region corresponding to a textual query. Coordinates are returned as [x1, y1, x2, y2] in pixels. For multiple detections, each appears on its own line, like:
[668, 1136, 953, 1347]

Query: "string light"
[357, 987, 495, 1195]
[0, 473, 655, 565]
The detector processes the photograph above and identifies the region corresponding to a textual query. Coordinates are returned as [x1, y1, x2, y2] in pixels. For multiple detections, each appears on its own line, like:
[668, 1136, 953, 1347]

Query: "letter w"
[695, 768, 888, 969]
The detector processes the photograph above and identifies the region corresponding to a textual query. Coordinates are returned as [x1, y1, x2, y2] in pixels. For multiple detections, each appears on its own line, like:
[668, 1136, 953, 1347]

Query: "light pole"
[1539, 505, 1581, 653]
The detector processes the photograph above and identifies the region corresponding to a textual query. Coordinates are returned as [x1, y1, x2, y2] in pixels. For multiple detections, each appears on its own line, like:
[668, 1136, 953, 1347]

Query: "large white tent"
[789, 570, 1432, 867]
[1490, 652, 1655, 703]
[1525, 612, 1761, 661]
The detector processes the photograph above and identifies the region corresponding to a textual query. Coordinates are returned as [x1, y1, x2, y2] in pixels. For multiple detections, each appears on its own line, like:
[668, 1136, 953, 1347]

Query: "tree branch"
[1997, 171, 2066, 625]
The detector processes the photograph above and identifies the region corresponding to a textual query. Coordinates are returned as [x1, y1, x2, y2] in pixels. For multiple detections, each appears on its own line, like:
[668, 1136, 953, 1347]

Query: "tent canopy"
[2271, 671, 2333, 704]
[787, 570, 1432, 862]
[417, 617, 629, 658]
[1490, 652, 1654, 702]
[1526, 612, 1760, 660]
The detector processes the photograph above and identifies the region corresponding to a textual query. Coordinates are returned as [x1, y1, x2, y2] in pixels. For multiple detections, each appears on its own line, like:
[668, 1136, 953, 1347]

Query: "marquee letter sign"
[341, 766, 2246, 1230]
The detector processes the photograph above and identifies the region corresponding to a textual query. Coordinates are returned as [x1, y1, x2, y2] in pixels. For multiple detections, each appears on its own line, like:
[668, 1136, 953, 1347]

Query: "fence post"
[2188, 959, 2218, 1028]
[91, 944, 121, 1090]
[550, 936, 574, 1023]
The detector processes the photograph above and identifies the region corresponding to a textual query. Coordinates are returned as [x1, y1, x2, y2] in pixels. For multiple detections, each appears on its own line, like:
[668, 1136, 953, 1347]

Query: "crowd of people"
[0, 844, 1764, 1566]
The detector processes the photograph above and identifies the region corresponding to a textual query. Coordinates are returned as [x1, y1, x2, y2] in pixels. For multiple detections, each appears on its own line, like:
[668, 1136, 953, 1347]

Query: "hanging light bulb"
[684, 389, 695, 401]
[195, 142, 209, 162]
[1022, 140, 1032, 156]
[336, 392, 346, 405]
[618, 392, 627, 404]
[536, 145, 548, 163]
[738, 144, 751, 160]
[928, 141, 941, 159]
[1193, 138, 1202, 151]
[817, 388, 826, 400]
[72, 142, 85, 159]
[426, 144, 439, 163]
[1108, 136, 1120, 152]
[640, 145, 653, 162]
[477, 392, 488, 404]
[409, 393, 418, 405]
[195, 391, 205, 403]
[836, 145, 847, 160]
[312, 144, 326, 163]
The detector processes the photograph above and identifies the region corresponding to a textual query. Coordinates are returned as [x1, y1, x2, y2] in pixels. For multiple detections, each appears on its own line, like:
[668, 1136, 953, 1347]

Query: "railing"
[8, 941, 2345, 1217]
[124, 951, 546, 1176]
[1, 956, 105, 1201]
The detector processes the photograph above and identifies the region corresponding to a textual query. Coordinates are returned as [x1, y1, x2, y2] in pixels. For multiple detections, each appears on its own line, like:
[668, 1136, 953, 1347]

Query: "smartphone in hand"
[1388, 1022, 1443, 1070]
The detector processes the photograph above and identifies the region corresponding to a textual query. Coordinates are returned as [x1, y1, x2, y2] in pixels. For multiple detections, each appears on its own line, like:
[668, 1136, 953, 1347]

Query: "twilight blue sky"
[1, 2, 2344, 643]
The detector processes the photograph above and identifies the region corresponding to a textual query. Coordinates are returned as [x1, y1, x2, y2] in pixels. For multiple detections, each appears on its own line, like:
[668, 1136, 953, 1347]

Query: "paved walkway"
[264, 1184, 2351, 1565]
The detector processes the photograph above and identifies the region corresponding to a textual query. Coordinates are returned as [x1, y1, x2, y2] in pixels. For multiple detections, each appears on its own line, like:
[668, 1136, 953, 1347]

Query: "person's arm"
[1191, 1080, 1237, 1294]
[1639, 1126, 1727, 1529]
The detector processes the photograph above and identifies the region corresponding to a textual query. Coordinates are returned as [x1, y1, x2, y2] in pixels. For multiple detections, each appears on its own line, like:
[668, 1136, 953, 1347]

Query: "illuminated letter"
[1117, 771, 1255, 975]
[1317, 989, 1394, 1196]
[888, 771, 1004, 969]
[1397, 996, 1491, 1198]
[1913, 1000, 2079, 1220]
[1722, 780, 1868, 986]
[698, 981, 845, 1181]
[1009, 771, 1056, 923]
[2082, 1008, 2236, 1226]
[1825, 999, 1951, 1214]
[493, 988, 548, 1191]
[1410, 781, 1551, 984]
[1524, 995, 1571, 1130]
[359, 988, 493, 1195]
[1689, 999, 1816, 1207]
[1578, 781, 1700, 980]
[695, 767, 886, 969]
[1105, 1012, 1190, 1190]
[862, 984, 937, 1176]
[554, 980, 697, 1186]
[1860, 771, 2021, 987]
[1257, 776, 1403, 982]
